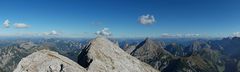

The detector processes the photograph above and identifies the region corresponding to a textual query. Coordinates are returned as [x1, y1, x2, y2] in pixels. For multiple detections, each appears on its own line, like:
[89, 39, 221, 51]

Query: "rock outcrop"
[0, 43, 49, 72]
[13, 50, 86, 72]
[78, 37, 159, 72]
[123, 45, 137, 54]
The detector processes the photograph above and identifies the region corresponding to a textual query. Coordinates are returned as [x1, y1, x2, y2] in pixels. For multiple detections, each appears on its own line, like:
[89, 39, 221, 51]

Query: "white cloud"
[44, 30, 59, 36]
[14, 23, 30, 28]
[138, 14, 156, 25]
[233, 32, 240, 37]
[3, 19, 10, 28]
[0, 32, 41, 37]
[95, 28, 112, 36]
[49, 30, 58, 35]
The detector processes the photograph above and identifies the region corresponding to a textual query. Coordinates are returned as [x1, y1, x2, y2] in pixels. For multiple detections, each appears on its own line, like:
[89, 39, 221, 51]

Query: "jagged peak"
[131, 37, 169, 55]
[144, 37, 153, 42]
[138, 37, 155, 46]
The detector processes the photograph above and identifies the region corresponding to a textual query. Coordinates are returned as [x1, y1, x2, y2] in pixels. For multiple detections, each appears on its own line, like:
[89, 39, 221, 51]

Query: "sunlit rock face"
[13, 50, 86, 72]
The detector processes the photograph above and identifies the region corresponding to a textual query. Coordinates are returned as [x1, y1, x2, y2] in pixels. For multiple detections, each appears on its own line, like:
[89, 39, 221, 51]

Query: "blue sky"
[0, 0, 240, 38]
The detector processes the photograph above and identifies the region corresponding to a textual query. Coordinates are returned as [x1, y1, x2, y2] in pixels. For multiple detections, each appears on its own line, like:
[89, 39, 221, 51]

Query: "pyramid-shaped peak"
[144, 37, 151, 41]
[139, 37, 156, 46]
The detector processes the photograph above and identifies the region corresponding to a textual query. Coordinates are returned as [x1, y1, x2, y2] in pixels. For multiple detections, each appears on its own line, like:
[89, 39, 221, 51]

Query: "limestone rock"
[13, 50, 86, 72]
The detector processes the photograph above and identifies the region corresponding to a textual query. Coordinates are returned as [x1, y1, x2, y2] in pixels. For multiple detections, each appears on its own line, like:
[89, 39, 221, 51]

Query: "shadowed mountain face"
[209, 37, 240, 72]
[211, 37, 240, 58]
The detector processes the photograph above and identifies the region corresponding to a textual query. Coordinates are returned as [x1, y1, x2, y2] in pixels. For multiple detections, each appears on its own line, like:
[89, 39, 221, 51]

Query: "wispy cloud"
[3, 19, 10, 28]
[43, 30, 59, 36]
[138, 14, 156, 25]
[0, 32, 40, 37]
[95, 28, 112, 36]
[14, 23, 30, 28]
[161, 33, 178, 38]
[160, 33, 200, 38]
[184, 33, 200, 37]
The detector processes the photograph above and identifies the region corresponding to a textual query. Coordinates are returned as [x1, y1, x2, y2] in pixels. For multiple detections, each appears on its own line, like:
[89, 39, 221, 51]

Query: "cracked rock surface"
[13, 50, 86, 72]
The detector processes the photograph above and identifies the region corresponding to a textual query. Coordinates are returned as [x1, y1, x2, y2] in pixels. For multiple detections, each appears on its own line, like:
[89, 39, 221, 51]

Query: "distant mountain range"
[0, 37, 240, 72]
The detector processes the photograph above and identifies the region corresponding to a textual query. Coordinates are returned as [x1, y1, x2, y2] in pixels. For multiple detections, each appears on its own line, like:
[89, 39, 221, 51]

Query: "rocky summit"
[78, 37, 159, 72]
